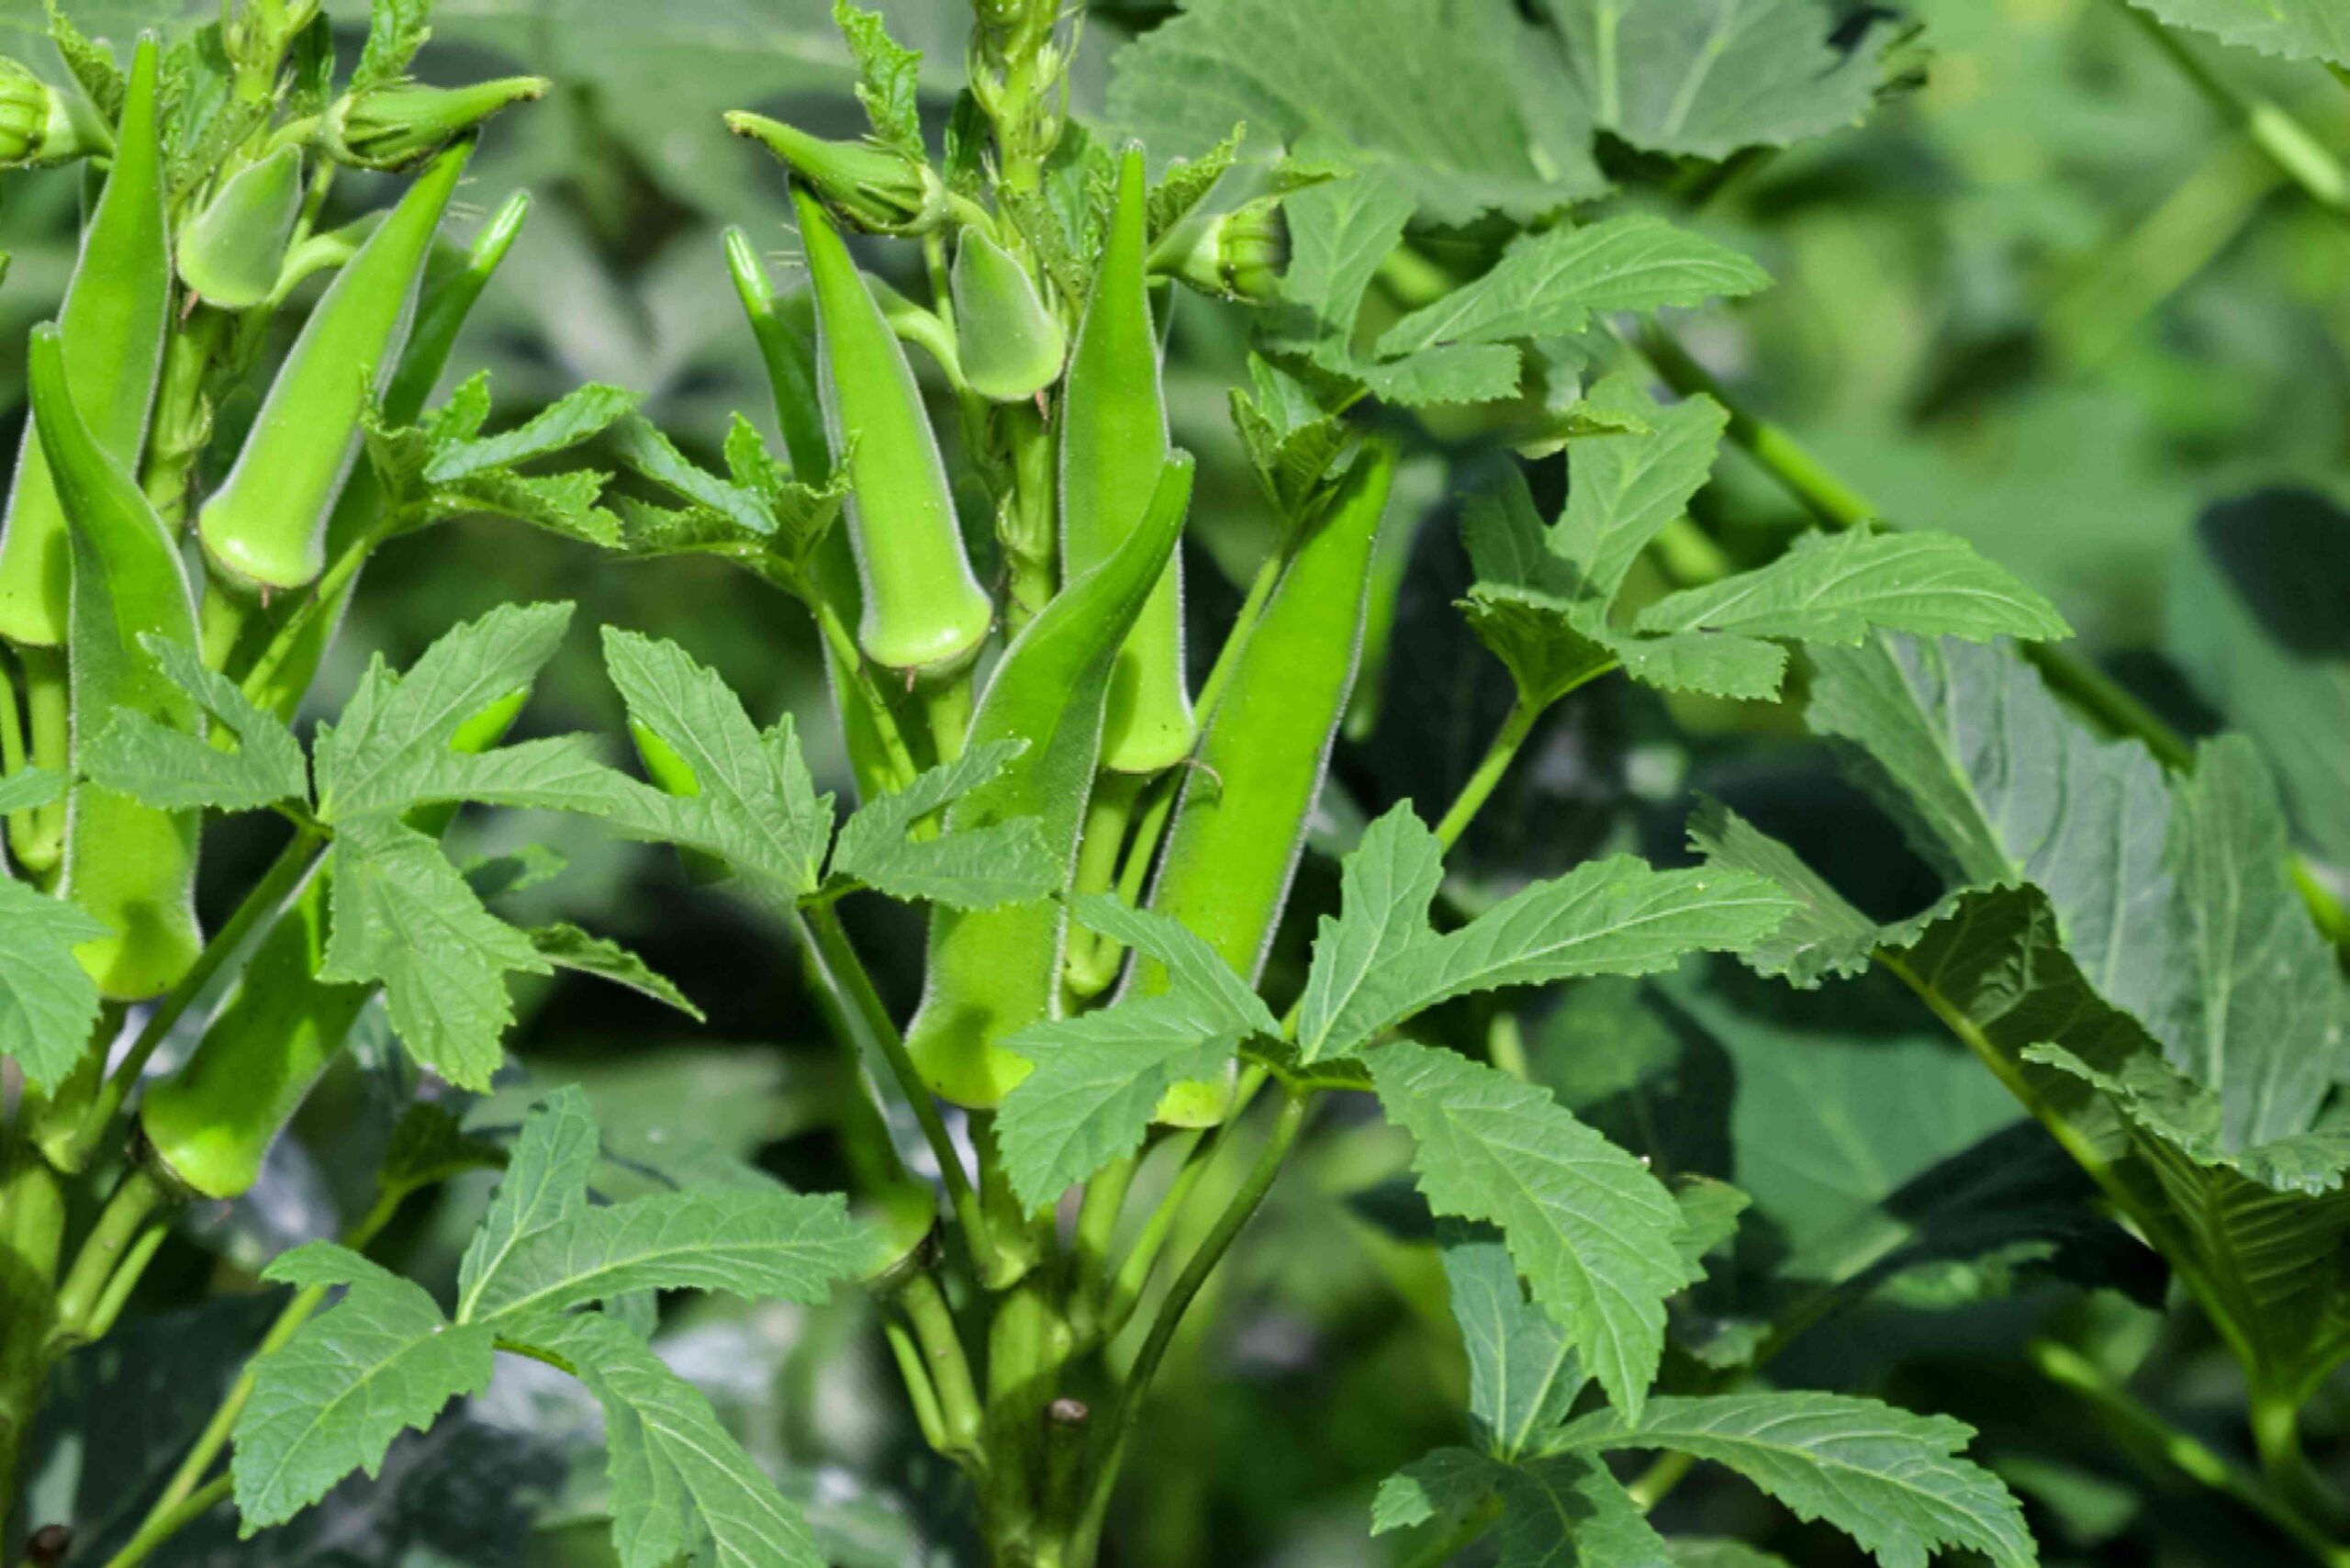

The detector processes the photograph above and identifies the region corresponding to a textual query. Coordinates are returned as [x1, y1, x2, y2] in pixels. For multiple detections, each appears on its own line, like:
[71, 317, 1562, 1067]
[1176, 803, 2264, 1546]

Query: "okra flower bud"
[951, 230, 1064, 401]
[324, 75, 548, 171]
[1155, 196, 1290, 305]
[727, 111, 947, 235]
[0, 56, 102, 168]
[176, 143, 306, 309]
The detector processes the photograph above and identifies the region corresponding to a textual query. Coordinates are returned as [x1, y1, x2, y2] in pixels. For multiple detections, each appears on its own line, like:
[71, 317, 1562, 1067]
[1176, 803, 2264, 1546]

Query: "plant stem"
[2037, 1341, 2350, 1566]
[800, 903, 994, 1270]
[1434, 696, 1540, 851]
[1080, 1089, 1313, 1548]
[1097, 1128, 1210, 1342]
[2252, 1389, 2350, 1541]
[99, 1475, 233, 1568]
[2114, 0, 2350, 217]
[235, 512, 396, 709]
[56, 825, 327, 1171]
[805, 590, 921, 791]
[891, 1270, 985, 1464]
[49, 1166, 174, 1350]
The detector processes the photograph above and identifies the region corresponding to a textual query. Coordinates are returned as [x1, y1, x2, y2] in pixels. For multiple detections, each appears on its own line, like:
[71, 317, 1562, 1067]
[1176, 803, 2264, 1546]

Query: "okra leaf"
[425, 383, 642, 483]
[83, 633, 309, 812]
[1548, 1391, 2036, 1568]
[352, 0, 435, 91]
[44, 0, 125, 121]
[1541, 0, 1899, 161]
[1376, 216, 1770, 359]
[1108, 0, 1604, 222]
[1368, 1039, 1700, 1420]
[598, 628, 836, 900]
[230, 1245, 499, 1531]
[1636, 530, 2069, 649]
[321, 814, 552, 1092]
[1442, 1228, 1583, 1460]
[1296, 803, 1797, 1064]
[377, 1102, 506, 1204]
[520, 1311, 828, 1568]
[313, 601, 574, 821]
[423, 469, 622, 548]
[1551, 375, 1729, 608]
[831, 741, 1058, 911]
[1371, 1447, 1668, 1566]
[1146, 123, 1244, 239]
[457, 1086, 601, 1317]
[611, 416, 778, 539]
[0, 766, 63, 815]
[834, 0, 923, 154]
[611, 417, 847, 577]
[997, 1002, 1248, 1212]
[1227, 353, 1356, 521]
[2123, 0, 2349, 67]
[0, 878, 109, 1094]
[459, 1186, 870, 1326]
[525, 924, 704, 1020]
[1069, 893, 1281, 1038]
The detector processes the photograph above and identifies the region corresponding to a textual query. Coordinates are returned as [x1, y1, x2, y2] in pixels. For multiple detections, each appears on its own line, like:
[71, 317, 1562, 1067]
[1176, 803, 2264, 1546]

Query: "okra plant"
[2, 0, 2347, 1565]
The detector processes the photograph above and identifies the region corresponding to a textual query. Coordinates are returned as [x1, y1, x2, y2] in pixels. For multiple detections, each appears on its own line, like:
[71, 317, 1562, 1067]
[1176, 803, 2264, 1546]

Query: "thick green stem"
[893, 1270, 984, 1464]
[1433, 696, 1540, 851]
[2252, 1390, 2350, 1543]
[50, 1167, 175, 1350]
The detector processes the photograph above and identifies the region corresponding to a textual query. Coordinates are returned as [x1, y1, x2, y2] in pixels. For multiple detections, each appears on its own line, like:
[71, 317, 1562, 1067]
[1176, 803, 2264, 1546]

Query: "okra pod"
[1059, 145, 1195, 776]
[196, 141, 469, 593]
[0, 34, 168, 650]
[795, 185, 994, 678]
[906, 454, 1196, 1107]
[952, 228, 1063, 402]
[176, 143, 306, 310]
[27, 323, 204, 999]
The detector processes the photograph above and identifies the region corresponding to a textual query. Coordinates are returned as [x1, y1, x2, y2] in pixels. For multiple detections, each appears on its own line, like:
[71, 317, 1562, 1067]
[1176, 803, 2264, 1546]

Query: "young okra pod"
[176, 143, 307, 310]
[27, 323, 205, 999]
[794, 184, 994, 678]
[0, 34, 168, 651]
[952, 228, 1064, 402]
[1141, 440, 1394, 1124]
[1060, 145, 1195, 776]
[907, 454, 1196, 1107]
[196, 141, 470, 594]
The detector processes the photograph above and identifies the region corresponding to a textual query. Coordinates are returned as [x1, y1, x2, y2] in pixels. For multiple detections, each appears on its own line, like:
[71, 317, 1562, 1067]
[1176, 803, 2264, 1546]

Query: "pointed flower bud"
[725, 110, 947, 235]
[0, 56, 105, 168]
[324, 75, 548, 171]
[1158, 195, 1290, 305]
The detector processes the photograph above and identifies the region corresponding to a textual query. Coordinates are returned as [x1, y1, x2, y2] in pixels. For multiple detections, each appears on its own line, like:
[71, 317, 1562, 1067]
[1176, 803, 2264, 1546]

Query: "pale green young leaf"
[611, 418, 778, 539]
[1443, 1229, 1583, 1459]
[2124, 0, 2349, 66]
[2154, 736, 2348, 1147]
[0, 879, 109, 1093]
[1540, 0, 1896, 160]
[834, 0, 923, 152]
[0, 767, 63, 815]
[458, 1086, 601, 1318]
[1069, 894, 1280, 1037]
[352, 0, 434, 90]
[1108, 0, 1603, 223]
[599, 629, 835, 900]
[1300, 803, 1796, 1062]
[313, 601, 574, 821]
[462, 1187, 869, 1326]
[1378, 216, 1770, 358]
[425, 384, 642, 483]
[83, 634, 309, 813]
[997, 1007, 1244, 1211]
[424, 469, 622, 549]
[1369, 1040, 1699, 1419]
[526, 924, 704, 1020]
[322, 816, 550, 1092]
[1637, 530, 2070, 648]
[1807, 634, 2183, 1025]
[230, 1259, 498, 1529]
[831, 741, 1058, 911]
[1550, 1391, 2036, 1568]
[524, 1312, 826, 1568]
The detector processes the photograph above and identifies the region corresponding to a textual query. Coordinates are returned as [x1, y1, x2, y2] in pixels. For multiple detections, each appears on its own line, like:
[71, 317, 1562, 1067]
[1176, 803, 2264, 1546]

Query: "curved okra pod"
[140, 694, 525, 1199]
[1059, 145, 1196, 778]
[795, 185, 994, 679]
[197, 141, 471, 593]
[27, 324, 205, 999]
[906, 454, 1196, 1107]
[0, 34, 169, 651]
[1140, 440, 1394, 1125]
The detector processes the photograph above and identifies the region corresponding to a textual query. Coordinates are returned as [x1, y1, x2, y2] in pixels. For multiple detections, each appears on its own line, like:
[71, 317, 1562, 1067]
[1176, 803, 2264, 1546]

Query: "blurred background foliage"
[3, 0, 2348, 1563]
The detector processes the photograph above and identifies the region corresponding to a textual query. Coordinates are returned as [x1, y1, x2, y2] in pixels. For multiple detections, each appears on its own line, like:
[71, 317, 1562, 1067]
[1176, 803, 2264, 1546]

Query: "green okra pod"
[140, 692, 526, 1200]
[27, 322, 205, 1000]
[176, 143, 306, 310]
[907, 454, 1196, 1107]
[196, 140, 470, 594]
[1060, 144, 1196, 776]
[1140, 440, 1393, 1125]
[795, 184, 995, 678]
[0, 34, 169, 651]
[952, 228, 1064, 402]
